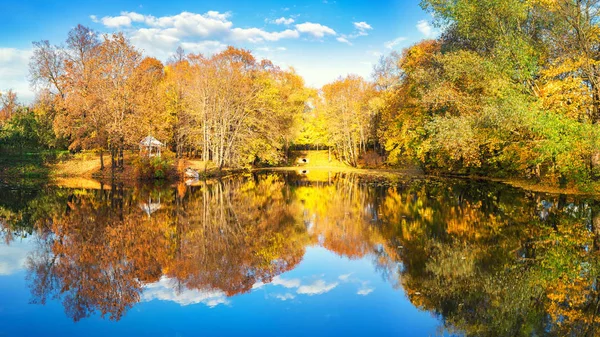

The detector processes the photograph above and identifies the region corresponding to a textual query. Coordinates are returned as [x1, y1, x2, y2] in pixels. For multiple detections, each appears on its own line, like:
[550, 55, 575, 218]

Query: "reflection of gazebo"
[139, 135, 164, 158]
[140, 196, 161, 217]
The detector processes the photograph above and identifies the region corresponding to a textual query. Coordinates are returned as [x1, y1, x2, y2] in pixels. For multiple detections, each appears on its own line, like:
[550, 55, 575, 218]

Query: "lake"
[0, 170, 598, 336]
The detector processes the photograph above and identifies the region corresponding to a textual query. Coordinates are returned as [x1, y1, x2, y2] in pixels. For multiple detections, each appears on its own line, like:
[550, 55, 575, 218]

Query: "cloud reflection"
[297, 280, 339, 295]
[0, 240, 30, 275]
[274, 293, 296, 301]
[143, 276, 229, 307]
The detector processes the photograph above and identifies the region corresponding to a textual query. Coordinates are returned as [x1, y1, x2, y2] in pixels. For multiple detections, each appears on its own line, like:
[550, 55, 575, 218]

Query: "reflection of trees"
[23, 174, 311, 320]
[19, 173, 398, 321]
[167, 174, 308, 296]
[27, 186, 172, 321]
[293, 173, 402, 285]
[0, 184, 68, 243]
[296, 173, 387, 258]
[381, 181, 600, 336]
[9, 172, 600, 334]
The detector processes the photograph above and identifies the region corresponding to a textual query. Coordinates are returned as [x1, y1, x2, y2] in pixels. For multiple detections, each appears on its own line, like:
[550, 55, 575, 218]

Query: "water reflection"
[2, 172, 600, 335]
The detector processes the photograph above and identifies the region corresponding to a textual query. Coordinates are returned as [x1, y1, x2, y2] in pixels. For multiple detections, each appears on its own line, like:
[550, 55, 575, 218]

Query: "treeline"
[22, 25, 310, 171]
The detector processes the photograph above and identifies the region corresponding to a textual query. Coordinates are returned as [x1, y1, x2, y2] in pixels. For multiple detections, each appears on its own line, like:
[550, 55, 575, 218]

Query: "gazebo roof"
[140, 135, 164, 147]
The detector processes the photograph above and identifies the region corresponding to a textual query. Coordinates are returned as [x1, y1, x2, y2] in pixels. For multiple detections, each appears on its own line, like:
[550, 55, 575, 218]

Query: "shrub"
[133, 151, 175, 180]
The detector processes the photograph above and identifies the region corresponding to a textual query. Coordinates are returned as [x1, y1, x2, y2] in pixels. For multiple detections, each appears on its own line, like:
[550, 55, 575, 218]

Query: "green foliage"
[0, 105, 69, 180]
[530, 111, 598, 187]
[0, 108, 43, 150]
[366, 0, 600, 188]
[0, 105, 66, 152]
[133, 152, 176, 180]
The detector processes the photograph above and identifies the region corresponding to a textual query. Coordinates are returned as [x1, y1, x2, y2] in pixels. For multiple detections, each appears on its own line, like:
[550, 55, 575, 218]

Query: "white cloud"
[0, 239, 31, 275]
[275, 293, 296, 301]
[101, 15, 132, 28]
[417, 20, 433, 37]
[336, 37, 352, 45]
[206, 10, 231, 21]
[0, 48, 30, 66]
[129, 28, 181, 59]
[357, 287, 374, 296]
[336, 21, 372, 44]
[97, 11, 301, 44]
[384, 36, 407, 49]
[252, 281, 265, 289]
[272, 276, 302, 289]
[231, 28, 299, 42]
[143, 276, 229, 307]
[273, 17, 295, 25]
[0, 48, 34, 103]
[96, 10, 304, 58]
[253, 274, 341, 298]
[180, 41, 227, 55]
[90, 15, 99, 23]
[297, 280, 338, 295]
[146, 11, 232, 37]
[295, 22, 336, 38]
[353, 22, 372, 31]
[256, 46, 287, 52]
[338, 273, 352, 281]
[121, 11, 146, 22]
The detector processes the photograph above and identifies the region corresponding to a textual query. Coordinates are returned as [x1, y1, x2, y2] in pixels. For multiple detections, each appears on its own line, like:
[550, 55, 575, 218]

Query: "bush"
[133, 152, 175, 180]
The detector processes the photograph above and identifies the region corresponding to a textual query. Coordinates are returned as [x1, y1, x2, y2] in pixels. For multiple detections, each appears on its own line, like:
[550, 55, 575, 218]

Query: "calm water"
[1, 171, 599, 336]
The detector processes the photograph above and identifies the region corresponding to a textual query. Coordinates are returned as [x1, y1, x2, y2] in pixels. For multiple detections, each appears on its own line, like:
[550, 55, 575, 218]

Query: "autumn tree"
[0, 89, 18, 123]
[93, 32, 142, 170]
[164, 47, 309, 168]
[320, 75, 376, 166]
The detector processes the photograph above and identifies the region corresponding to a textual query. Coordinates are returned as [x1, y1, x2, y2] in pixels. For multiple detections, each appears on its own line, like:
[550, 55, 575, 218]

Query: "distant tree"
[0, 89, 19, 123]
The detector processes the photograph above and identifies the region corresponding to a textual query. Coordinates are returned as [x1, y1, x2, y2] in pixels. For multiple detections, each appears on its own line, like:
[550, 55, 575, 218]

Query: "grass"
[0, 150, 68, 181]
[48, 151, 242, 185]
[288, 150, 346, 168]
[51, 177, 111, 189]
[180, 159, 217, 173]
[50, 152, 102, 178]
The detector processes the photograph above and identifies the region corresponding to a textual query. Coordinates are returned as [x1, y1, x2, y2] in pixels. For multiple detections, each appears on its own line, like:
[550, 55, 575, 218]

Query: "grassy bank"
[47, 151, 246, 181]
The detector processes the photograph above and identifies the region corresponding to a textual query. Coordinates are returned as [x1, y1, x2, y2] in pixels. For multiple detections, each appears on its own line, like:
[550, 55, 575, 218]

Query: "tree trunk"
[100, 149, 104, 170]
[591, 84, 600, 178]
[110, 146, 116, 175]
[119, 146, 124, 170]
[285, 138, 289, 164]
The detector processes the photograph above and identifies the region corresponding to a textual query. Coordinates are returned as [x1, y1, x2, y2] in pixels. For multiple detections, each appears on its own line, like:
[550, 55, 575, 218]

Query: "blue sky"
[0, 0, 436, 102]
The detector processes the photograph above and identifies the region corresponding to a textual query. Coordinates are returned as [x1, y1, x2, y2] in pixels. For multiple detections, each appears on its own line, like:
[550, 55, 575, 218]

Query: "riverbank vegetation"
[2, 0, 600, 189]
[373, 0, 600, 189]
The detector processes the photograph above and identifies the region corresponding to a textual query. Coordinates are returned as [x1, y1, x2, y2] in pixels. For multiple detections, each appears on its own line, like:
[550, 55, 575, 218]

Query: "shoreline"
[0, 151, 593, 195]
[3, 168, 588, 197]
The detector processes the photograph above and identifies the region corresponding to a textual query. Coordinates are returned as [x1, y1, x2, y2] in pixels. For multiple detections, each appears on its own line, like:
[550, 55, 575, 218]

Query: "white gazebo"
[139, 135, 165, 158]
